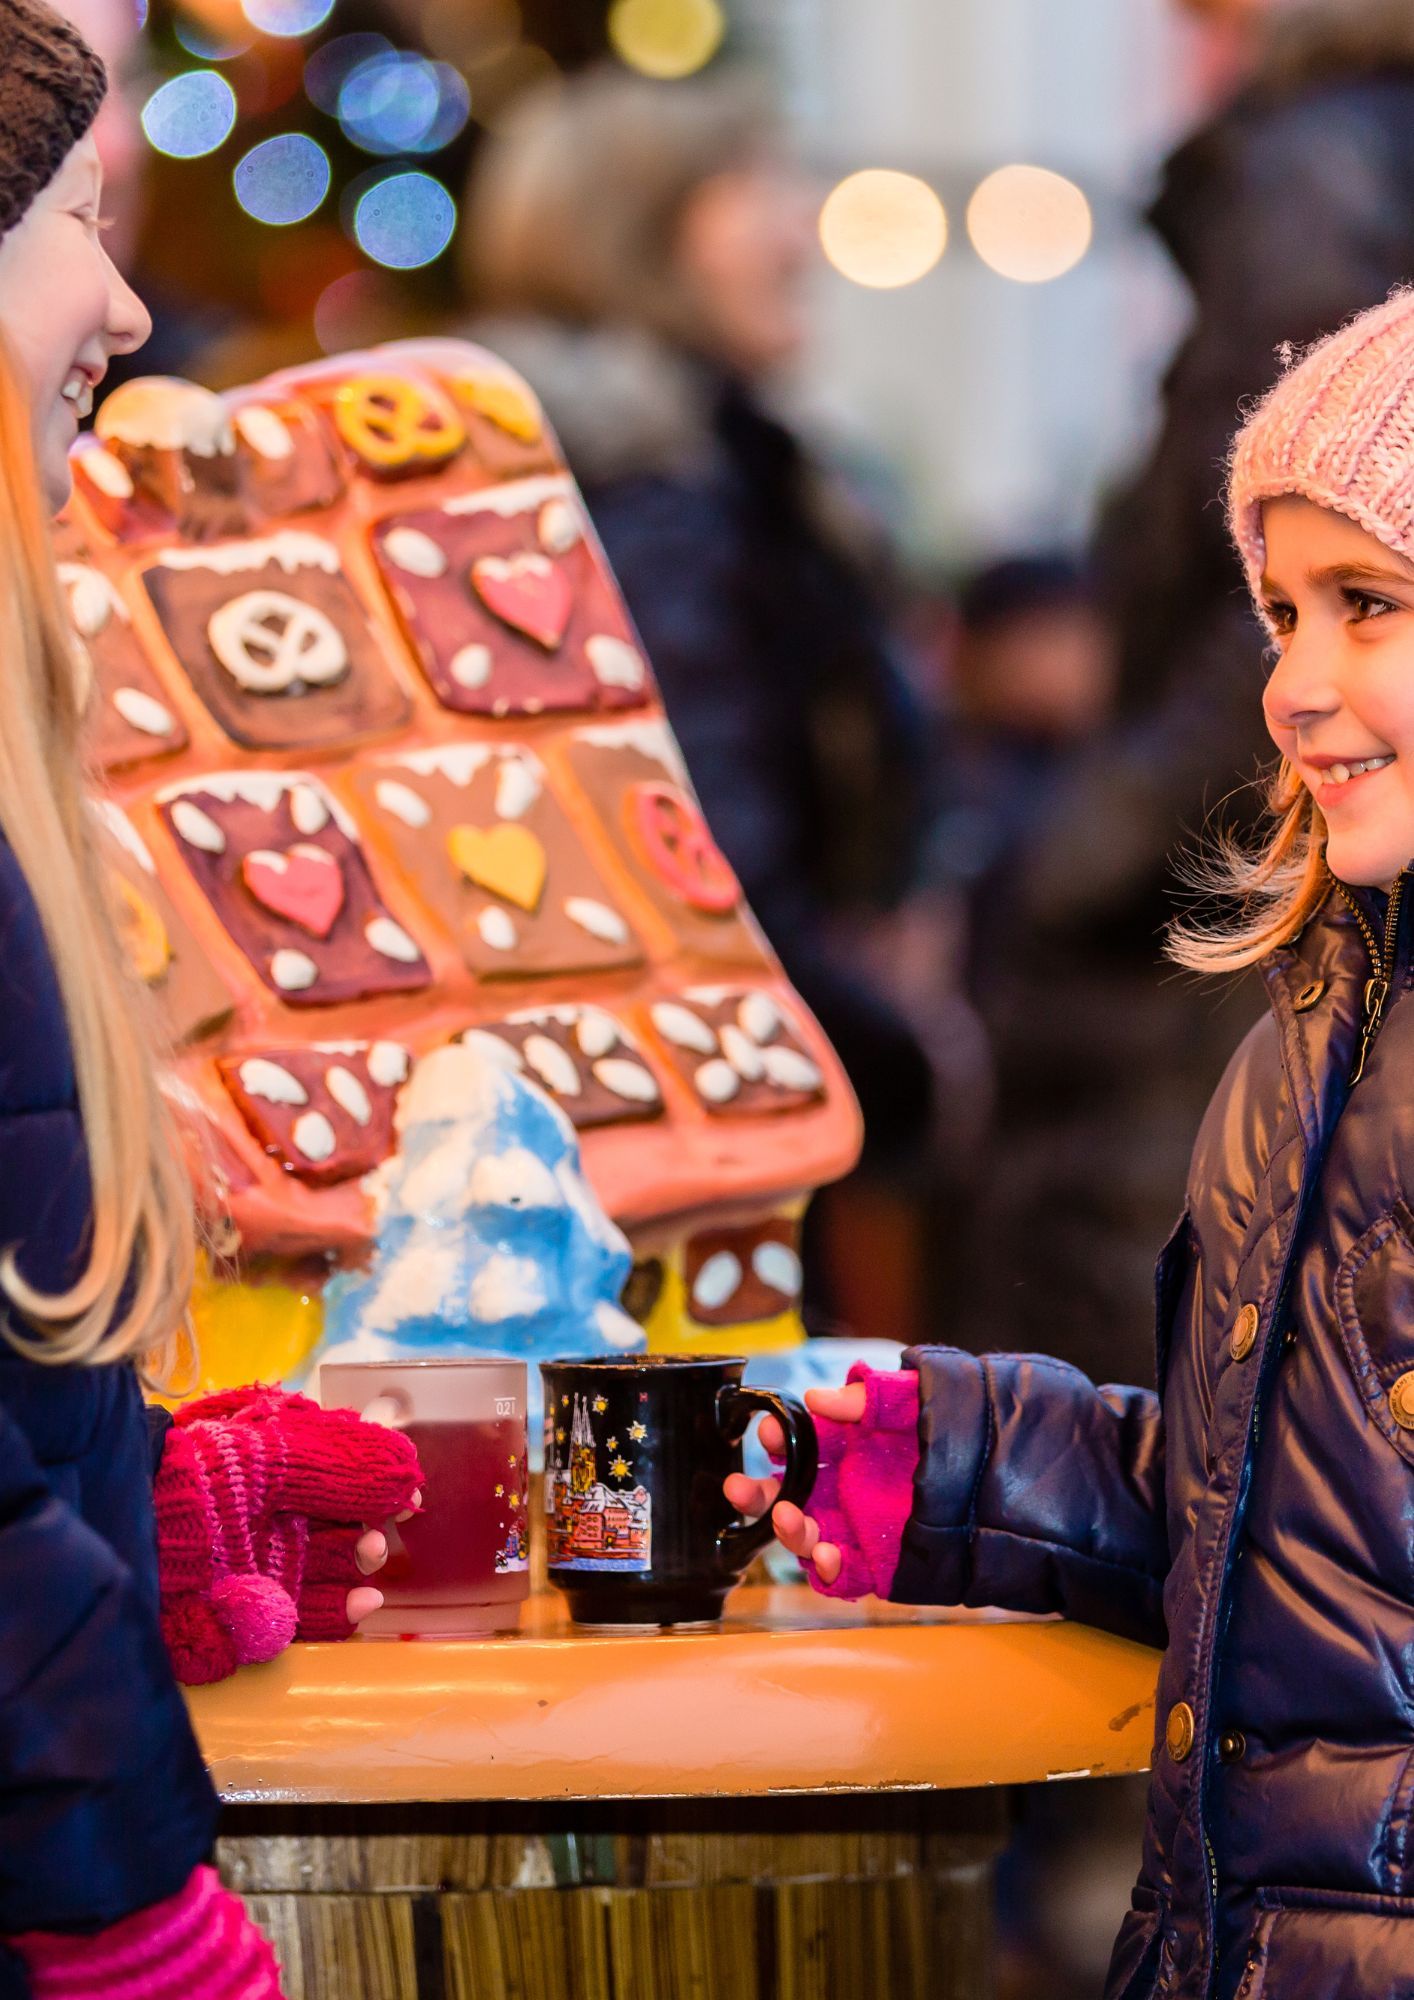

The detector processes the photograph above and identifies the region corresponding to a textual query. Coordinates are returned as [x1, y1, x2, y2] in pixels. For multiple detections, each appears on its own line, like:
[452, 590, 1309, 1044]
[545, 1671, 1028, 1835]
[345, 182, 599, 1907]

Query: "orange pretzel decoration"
[332, 373, 466, 475]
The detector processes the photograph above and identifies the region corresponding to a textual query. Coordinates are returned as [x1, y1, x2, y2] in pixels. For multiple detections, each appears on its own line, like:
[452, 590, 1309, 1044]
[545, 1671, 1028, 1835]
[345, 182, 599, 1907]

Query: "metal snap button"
[1293, 979, 1326, 1013]
[1166, 1701, 1196, 1762]
[1231, 1304, 1259, 1363]
[1218, 1729, 1246, 1764]
[1390, 1372, 1414, 1432]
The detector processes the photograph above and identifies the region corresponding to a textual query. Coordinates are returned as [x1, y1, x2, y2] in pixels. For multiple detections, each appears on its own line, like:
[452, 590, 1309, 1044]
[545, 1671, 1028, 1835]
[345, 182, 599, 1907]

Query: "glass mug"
[319, 1358, 530, 1637]
[540, 1354, 818, 1628]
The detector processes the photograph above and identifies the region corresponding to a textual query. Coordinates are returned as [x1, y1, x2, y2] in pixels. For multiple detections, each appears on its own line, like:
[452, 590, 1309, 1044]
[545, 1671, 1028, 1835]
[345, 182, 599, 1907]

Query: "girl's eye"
[1264, 600, 1296, 636]
[1345, 588, 1399, 622]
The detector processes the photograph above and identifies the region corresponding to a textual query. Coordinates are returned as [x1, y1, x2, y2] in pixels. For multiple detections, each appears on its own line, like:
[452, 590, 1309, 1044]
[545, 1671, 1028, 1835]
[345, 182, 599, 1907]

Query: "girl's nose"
[1263, 627, 1341, 733]
[105, 260, 152, 358]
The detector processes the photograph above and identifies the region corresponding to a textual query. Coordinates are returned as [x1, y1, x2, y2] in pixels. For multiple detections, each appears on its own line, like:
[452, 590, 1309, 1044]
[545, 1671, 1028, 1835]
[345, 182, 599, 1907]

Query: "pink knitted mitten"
[787, 1364, 920, 1601]
[154, 1385, 422, 1685]
[14, 1865, 285, 1999]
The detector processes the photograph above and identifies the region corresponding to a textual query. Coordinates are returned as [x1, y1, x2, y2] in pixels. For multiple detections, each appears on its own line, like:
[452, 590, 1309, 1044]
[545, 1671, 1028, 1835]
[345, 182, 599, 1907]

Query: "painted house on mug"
[55, 343, 861, 1387]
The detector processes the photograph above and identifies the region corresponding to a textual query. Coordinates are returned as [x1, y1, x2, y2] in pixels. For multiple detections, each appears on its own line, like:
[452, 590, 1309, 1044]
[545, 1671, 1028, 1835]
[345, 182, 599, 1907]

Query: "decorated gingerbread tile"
[93, 802, 233, 1044]
[228, 396, 344, 520]
[458, 1005, 663, 1129]
[325, 368, 468, 482]
[140, 529, 411, 752]
[350, 742, 641, 980]
[57, 559, 188, 771]
[566, 720, 765, 965]
[445, 363, 559, 482]
[683, 1217, 803, 1326]
[644, 987, 826, 1115]
[156, 771, 431, 1007]
[370, 473, 653, 719]
[217, 1038, 411, 1186]
[84, 379, 248, 542]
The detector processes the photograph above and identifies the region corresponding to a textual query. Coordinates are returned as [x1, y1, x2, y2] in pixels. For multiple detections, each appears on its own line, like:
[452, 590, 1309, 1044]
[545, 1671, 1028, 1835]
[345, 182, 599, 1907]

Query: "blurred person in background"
[956, 0, 1414, 1393]
[462, 67, 940, 1341]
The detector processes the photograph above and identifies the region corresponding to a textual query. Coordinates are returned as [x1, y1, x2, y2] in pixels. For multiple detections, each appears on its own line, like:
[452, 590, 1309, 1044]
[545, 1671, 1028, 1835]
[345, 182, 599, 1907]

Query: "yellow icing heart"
[447, 822, 547, 913]
[457, 375, 543, 444]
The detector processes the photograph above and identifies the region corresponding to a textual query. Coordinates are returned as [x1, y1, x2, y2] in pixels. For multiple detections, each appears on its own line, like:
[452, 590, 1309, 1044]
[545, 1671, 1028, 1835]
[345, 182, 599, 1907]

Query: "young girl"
[0, 5, 421, 1993]
[730, 287, 1414, 1997]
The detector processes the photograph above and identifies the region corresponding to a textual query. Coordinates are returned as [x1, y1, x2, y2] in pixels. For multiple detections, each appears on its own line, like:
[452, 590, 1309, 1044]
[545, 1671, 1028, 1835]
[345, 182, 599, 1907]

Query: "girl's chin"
[1324, 837, 1414, 887]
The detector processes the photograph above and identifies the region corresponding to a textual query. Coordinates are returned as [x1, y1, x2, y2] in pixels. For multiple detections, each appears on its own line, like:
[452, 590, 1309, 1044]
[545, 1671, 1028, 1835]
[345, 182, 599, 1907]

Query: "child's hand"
[348, 1494, 421, 1625]
[723, 1381, 867, 1587]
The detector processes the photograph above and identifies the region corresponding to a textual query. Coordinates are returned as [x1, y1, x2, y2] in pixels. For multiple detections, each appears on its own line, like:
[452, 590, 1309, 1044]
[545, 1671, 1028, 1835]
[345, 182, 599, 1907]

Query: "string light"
[966, 165, 1092, 283]
[607, 0, 725, 79]
[352, 170, 456, 269]
[234, 133, 331, 224]
[819, 169, 947, 289]
[141, 70, 238, 158]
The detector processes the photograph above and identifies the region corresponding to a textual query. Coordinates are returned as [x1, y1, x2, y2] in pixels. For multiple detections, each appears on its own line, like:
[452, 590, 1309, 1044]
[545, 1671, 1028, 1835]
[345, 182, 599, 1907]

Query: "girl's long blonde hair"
[0, 336, 193, 1369]
[1167, 757, 1332, 975]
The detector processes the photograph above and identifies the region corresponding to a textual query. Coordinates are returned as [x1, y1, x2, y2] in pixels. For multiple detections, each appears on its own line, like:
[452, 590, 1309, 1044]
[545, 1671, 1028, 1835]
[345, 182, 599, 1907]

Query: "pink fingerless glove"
[14, 1865, 284, 1999]
[154, 1384, 422, 1686]
[790, 1363, 921, 1601]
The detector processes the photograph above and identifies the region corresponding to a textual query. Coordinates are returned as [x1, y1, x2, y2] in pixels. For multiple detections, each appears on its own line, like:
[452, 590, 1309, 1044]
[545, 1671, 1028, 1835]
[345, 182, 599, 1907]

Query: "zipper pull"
[1352, 974, 1390, 1085]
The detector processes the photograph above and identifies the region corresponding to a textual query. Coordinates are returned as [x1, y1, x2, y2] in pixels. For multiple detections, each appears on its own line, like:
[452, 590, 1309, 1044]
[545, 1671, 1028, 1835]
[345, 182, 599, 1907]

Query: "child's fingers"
[805, 1382, 868, 1425]
[812, 1541, 843, 1586]
[757, 1414, 786, 1458]
[724, 1470, 780, 1517]
[355, 1529, 387, 1577]
[345, 1586, 384, 1626]
[771, 1499, 821, 1560]
[394, 1488, 422, 1524]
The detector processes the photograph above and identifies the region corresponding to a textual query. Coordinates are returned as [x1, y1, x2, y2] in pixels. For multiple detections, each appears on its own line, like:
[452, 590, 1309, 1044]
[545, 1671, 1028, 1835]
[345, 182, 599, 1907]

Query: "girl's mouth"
[1314, 753, 1396, 807]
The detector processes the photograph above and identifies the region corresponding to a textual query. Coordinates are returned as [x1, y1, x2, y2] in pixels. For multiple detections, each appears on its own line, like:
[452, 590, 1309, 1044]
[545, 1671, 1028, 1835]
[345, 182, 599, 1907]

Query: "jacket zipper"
[1332, 871, 1407, 1085]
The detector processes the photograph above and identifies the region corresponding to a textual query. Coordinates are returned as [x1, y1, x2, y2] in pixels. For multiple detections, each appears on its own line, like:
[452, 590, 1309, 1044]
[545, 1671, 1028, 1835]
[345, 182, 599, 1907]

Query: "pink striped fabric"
[14, 1867, 284, 1999]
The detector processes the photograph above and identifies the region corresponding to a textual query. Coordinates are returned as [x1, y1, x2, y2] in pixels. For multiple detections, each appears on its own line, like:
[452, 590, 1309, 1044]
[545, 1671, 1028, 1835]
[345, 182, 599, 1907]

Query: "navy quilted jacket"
[0, 838, 217, 1994]
[894, 879, 1414, 1998]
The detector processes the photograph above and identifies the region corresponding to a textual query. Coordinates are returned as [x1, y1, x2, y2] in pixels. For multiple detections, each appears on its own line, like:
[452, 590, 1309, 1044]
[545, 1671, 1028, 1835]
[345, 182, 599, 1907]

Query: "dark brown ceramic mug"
[540, 1354, 817, 1627]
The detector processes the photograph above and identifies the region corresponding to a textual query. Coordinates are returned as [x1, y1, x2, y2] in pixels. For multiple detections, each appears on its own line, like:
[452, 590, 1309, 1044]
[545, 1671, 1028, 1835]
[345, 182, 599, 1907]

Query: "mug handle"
[715, 1386, 819, 1573]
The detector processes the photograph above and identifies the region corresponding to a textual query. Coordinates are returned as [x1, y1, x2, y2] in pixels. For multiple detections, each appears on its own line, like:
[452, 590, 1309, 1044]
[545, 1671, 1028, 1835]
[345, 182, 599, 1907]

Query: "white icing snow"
[494, 753, 541, 820]
[98, 377, 235, 457]
[738, 992, 781, 1044]
[365, 916, 421, 963]
[573, 716, 686, 776]
[522, 1033, 581, 1097]
[234, 404, 295, 460]
[79, 446, 133, 498]
[155, 531, 341, 577]
[761, 1046, 822, 1092]
[170, 800, 225, 853]
[478, 907, 518, 952]
[395, 1040, 513, 1137]
[383, 526, 447, 578]
[695, 1058, 740, 1104]
[394, 742, 493, 785]
[112, 687, 175, 738]
[592, 1057, 659, 1103]
[238, 1058, 308, 1106]
[289, 783, 330, 835]
[720, 1023, 765, 1080]
[585, 634, 646, 690]
[468, 1147, 561, 1209]
[595, 1300, 643, 1350]
[752, 1240, 803, 1297]
[270, 948, 318, 991]
[693, 1251, 742, 1313]
[469, 1253, 546, 1323]
[91, 800, 155, 873]
[358, 1233, 464, 1336]
[564, 897, 628, 945]
[374, 778, 431, 828]
[326, 1064, 372, 1125]
[449, 644, 493, 689]
[366, 1040, 411, 1087]
[158, 770, 356, 839]
[442, 472, 569, 520]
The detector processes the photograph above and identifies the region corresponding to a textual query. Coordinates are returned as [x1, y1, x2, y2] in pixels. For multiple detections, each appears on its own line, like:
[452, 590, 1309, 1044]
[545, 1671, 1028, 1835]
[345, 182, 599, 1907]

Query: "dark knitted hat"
[0, 0, 107, 243]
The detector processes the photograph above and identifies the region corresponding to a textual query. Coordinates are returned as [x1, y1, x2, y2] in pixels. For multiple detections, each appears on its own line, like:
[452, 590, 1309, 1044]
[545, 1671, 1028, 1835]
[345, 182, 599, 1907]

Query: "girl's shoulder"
[0, 835, 75, 1114]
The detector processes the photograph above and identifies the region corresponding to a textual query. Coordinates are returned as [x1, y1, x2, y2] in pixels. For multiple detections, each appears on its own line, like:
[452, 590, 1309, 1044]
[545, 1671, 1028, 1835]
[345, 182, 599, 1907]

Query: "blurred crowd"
[66, 0, 1414, 1990]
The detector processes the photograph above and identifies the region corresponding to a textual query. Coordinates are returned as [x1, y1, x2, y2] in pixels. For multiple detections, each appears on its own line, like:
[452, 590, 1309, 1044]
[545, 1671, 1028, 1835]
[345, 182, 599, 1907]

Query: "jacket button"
[1390, 1372, 1414, 1431]
[1166, 1701, 1196, 1762]
[1218, 1729, 1246, 1764]
[1293, 978, 1326, 1012]
[1231, 1304, 1259, 1362]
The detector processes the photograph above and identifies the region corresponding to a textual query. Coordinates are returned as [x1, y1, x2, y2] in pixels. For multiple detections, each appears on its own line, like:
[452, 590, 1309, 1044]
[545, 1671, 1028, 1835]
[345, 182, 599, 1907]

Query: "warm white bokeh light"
[966, 164, 1092, 284]
[607, 0, 725, 79]
[818, 169, 947, 290]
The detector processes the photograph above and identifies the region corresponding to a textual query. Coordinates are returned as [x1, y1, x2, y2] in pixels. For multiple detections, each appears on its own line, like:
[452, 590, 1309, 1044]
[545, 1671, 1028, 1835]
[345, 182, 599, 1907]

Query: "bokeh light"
[337, 50, 469, 156]
[174, 14, 253, 60]
[234, 133, 331, 225]
[242, 0, 334, 39]
[352, 171, 456, 269]
[819, 169, 947, 289]
[141, 71, 238, 159]
[966, 164, 1092, 283]
[607, 0, 725, 79]
[313, 267, 403, 352]
[304, 32, 389, 112]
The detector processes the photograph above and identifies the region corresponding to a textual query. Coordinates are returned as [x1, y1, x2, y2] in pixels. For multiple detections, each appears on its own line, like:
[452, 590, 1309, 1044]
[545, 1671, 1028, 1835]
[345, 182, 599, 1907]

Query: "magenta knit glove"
[786, 1364, 920, 1601]
[13, 1865, 285, 1999]
[154, 1384, 422, 1685]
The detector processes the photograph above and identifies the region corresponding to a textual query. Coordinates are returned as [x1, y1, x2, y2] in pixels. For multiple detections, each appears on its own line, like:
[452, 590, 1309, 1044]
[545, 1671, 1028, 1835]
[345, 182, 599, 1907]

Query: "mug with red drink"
[319, 1358, 529, 1637]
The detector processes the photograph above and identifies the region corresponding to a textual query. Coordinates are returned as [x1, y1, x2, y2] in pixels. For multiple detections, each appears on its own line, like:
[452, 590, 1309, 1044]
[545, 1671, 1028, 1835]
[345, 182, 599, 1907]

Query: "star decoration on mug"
[593, 1395, 608, 1414]
[610, 1457, 632, 1481]
[629, 1421, 648, 1443]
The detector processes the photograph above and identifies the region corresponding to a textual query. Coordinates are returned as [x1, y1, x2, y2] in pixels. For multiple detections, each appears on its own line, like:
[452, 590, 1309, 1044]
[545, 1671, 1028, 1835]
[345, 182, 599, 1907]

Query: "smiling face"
[0, 132, 149, 512]
[1261, 495, 1414, 886]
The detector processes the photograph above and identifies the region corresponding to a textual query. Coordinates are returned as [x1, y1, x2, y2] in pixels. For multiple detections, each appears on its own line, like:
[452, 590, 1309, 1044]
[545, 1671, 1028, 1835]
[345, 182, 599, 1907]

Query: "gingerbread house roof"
[58, 340, 861, 1262]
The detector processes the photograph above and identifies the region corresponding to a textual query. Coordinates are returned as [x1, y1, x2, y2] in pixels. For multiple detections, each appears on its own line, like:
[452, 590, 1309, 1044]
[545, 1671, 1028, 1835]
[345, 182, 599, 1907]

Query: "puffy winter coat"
[893, 878, 1414, 1998]
[0, 837, 218, 1996]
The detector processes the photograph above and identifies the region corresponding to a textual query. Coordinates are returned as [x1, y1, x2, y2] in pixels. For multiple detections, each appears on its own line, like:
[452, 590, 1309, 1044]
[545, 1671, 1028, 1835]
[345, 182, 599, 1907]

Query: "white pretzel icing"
[207, 590, 348, 694]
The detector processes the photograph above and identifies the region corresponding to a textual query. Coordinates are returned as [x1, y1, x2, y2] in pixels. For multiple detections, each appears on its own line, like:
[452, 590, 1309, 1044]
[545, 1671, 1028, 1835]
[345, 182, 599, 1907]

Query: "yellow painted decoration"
[113, 873, 171, 984]
[447, 821, 548, 913]
[171, 1261, 325, 1404]
[332, 374, 465, 473]
[643, 1238, 805, 1355]
[456, 374, 543, 444]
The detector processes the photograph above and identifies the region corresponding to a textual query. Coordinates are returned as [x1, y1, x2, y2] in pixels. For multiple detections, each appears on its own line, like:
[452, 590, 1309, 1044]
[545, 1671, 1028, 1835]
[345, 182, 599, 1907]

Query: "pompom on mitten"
[13, 1865, 285, 1999]
[154, 1384, 422, 1685]
[780, 1364, 920, 1601]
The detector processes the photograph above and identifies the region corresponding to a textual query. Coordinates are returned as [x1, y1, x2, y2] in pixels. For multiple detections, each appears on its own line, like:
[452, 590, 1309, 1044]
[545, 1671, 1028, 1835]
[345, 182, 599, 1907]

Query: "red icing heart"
[471, 552, 572, 651]
[241, 843, 345, 939]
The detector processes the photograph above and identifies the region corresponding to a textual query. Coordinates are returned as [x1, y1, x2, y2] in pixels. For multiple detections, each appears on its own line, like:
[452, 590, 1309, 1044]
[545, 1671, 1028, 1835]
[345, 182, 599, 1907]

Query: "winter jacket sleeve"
[892, 1345, 1169, 1648]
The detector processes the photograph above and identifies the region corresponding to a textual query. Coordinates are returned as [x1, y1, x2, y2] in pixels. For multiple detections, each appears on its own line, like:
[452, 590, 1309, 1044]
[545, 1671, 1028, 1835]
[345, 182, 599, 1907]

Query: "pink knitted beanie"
[1228, 288, 1414, 612]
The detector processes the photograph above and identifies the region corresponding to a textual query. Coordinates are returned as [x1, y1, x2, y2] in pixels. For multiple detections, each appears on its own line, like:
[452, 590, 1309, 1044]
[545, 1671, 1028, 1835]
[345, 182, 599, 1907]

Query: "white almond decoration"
[384, 527, 448, 579]
[270, 948, 318, 991]
[460, 1030, 524, 1072]
[235, 405, 295, 461]
[753, 1240, 803, 1297]
[652, 1001, 716, 1054]
[593, 1057, 660, 1103]
[478, 907, 518, 953]
[738, 992, 781, 1045]
[367, 1040, 411, 1087]
[292, 1110, 336, 1162]
[564, 897, 629, 945]
[762, 1045, 822, 1092]
[494, 755, 541, 821]
[289, 783, 330, 835]
[112, 688, 176, 738]
[694, 1058, 740, 1105]
[238, 1057, 307, 1106]
[693, 1251, 743, 1314]
[585, 634, 646, 690]
[523, 1033, 582, 1097]
[575, 1009, 619, 1060]
[365, 916, 421, 963]
[375, 779, 431, 829]
[171, 800, 226, 853]
[450, 644, 493, 689]
[325, 1064, 372, 1126]
[81, 447, 134, 499]
[538, 497, 582, 554]
[719, 1024, 765, 1081]
[66, 568, 119, 638]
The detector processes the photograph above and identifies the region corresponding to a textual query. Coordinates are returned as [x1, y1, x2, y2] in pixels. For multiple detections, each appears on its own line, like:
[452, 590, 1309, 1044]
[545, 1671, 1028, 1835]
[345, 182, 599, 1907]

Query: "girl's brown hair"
[0, 334, 193, 1369]
[1167, 758, 1332, 975]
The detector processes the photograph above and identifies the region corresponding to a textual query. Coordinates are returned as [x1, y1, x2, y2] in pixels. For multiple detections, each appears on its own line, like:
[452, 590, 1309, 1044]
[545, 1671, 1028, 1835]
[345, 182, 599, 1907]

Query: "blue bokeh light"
[242, 0, 335, 39]
[234, 133, 332, 225]
[141, 71, 238, 159]
[352, 171, 456, 269]
[304, 32, 389, 113]
[173, 14, 252, 59]
[337, 51, 470, 156]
